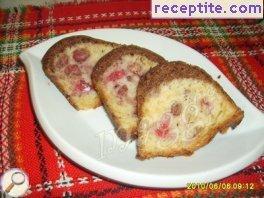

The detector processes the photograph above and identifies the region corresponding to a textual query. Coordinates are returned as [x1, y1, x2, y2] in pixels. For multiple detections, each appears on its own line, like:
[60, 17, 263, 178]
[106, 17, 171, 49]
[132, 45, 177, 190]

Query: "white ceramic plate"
[20, 29, 264, 188]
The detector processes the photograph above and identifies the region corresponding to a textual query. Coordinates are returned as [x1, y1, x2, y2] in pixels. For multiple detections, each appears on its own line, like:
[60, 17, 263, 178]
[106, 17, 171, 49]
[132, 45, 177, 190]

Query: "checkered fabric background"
[0, 0, 264, 197]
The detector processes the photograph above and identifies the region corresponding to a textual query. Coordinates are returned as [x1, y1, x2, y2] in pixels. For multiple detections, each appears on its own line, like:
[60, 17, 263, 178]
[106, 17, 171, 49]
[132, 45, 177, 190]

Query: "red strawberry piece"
[75, 79, 91, 93]
[107, 70, 126, 82]
[117, 85, 128, 97]
[171, 102, 182, 116]
[55, 53, 68, 68]
[73, 48, 90, 62]
[154, 114, 171, 138]
[64, 64, 81, 76]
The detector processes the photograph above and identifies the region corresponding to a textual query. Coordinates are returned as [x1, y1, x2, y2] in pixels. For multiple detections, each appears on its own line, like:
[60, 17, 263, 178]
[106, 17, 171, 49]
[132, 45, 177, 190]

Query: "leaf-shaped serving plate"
[20, 29, 264, 188]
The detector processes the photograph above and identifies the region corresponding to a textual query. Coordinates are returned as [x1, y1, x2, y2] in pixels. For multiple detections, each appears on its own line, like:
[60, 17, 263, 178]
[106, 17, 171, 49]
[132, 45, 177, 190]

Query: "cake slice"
[42, 35, 119, 110]
[137, 61, 244, 159]
[92, 45, 165, 141]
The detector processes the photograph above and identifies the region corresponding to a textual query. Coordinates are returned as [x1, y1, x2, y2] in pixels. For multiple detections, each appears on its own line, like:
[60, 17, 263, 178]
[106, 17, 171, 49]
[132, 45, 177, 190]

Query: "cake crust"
[137, 61, 244, 159]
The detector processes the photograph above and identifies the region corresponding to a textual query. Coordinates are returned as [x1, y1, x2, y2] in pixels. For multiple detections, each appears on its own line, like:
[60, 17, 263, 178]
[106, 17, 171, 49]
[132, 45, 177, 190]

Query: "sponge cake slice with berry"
[137, 61, 244, 159]
[42, 35, 119, 110]
[92, 45, 165, 141]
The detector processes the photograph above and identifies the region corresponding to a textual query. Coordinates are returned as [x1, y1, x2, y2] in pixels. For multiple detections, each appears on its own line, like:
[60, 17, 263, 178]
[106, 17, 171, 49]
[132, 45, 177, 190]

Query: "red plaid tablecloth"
[0, 1, 264, 197]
